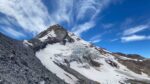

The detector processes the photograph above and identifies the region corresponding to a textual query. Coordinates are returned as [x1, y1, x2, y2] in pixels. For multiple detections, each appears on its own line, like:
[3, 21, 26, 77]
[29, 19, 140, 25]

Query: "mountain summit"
[0, 24, 150, 84]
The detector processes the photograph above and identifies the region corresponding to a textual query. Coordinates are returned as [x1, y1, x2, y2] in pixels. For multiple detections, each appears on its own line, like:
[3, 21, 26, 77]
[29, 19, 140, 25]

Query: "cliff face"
[0, 24, 150, 84]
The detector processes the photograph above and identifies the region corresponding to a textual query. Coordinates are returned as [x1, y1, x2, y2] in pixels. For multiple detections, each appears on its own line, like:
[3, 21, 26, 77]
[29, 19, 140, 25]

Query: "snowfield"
[36, 43, 78, 84]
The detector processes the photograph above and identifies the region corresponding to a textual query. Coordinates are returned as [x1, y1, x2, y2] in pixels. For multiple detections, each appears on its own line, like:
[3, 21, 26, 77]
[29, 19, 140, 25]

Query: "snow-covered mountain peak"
[36, 24, 68, 42]
[29, 24, 150, 84]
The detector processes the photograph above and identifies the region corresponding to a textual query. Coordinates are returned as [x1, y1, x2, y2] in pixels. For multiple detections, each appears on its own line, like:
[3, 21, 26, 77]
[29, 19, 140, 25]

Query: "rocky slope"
[0, 24, 150, 84]
[112, 53, 150, 76]
[0, 30, 66, 84]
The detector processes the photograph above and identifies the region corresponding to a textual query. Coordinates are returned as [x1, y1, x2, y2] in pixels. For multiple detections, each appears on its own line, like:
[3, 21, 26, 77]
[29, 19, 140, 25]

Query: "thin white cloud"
[88, 34, 101, 43]
[50, 0, 74, 24]
[121, 35, 150, 42]
[123, 25, 149, 36]
[90, 34, 101, 41]
[76, 0, 109, 21]
[110, 38, 118, 42]
[72, 0, 110, 36]
[148, 36, 150, 39]
[102, 23, 114, 29]
[89, 39, 101, 43]
[2, 27, 26, 38]
[72, 21, 95, 36]
[120, 18, 133, 29]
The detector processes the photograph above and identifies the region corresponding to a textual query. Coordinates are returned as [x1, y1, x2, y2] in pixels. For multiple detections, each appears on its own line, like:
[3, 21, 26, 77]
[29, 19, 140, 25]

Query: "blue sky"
[0, 0, 150, 57]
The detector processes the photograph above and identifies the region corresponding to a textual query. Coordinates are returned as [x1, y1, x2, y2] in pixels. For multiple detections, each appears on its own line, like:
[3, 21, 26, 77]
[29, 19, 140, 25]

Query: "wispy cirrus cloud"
[1, 27, 26, 39]
[90, 39, 101, 43]
[120, 24, 150, 42]
[123, 25, 149, 36]
[88, 34, 101, 43]
[76, 0, 110, 21]
[72, 21, 95, 36]
[0, 0, 111, 39]
[102, 23, 114, 29]
[0, 0, 51, 34]
[71, 0, 110, 36]
[49, 0, 74, 24]
[121, 35, 150, 42]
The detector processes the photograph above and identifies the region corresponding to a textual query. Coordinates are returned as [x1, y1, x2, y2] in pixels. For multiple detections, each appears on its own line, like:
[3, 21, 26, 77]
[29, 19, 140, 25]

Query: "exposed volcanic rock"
[0, 33, 66, 84]
[29, 24, 74, 51]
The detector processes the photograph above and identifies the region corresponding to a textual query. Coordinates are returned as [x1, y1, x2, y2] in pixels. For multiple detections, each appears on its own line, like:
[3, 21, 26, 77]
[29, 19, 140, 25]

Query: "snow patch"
[39, 30, 56, 41]
[23, 40, 33, 46]
[39, 81, 45, 84]
[118, 56, 138, 61]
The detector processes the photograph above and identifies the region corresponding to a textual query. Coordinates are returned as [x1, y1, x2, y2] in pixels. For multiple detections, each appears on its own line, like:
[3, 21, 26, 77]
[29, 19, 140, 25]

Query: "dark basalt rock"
[0, 32, 66, 84]
[105, 59, 119, 68]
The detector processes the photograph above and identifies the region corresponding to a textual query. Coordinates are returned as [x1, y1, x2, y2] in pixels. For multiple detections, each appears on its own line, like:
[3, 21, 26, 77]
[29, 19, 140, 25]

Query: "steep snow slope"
[32, 25, 150, 84]
[36, 43, 78, 84]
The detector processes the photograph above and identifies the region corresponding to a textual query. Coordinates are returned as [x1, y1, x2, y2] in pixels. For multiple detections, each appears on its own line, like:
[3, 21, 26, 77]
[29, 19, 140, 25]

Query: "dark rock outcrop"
[29, 24, 74, 52]
[0, 33, 66, 84]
